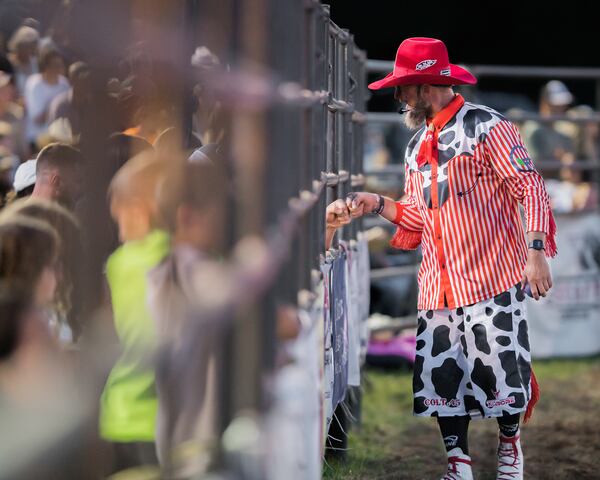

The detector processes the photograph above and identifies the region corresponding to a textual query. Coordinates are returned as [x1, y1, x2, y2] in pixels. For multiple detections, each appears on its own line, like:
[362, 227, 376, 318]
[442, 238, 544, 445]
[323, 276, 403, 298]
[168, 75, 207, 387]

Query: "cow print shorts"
[413, 283, 532, 418]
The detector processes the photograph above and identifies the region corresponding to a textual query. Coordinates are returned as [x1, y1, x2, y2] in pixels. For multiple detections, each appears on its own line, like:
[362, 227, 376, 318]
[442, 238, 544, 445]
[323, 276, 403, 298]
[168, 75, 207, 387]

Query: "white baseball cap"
[13, 159, 37, 193]
[542, 80, 574, 106]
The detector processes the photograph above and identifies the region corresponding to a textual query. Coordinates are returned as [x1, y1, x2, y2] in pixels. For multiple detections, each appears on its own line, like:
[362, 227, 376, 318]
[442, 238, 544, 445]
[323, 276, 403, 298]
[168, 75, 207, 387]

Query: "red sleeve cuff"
[389, 227, 422, 250]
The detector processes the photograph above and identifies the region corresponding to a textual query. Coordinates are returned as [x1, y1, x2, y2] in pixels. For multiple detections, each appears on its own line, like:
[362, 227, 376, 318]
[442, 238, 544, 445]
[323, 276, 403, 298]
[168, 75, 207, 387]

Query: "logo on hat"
[416, 59, 437, 71]
[440, 68, 451, 76]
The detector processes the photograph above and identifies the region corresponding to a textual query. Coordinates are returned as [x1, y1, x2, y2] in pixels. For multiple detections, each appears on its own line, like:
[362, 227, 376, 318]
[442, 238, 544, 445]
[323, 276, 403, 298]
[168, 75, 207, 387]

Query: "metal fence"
[54, 0, 367, 478]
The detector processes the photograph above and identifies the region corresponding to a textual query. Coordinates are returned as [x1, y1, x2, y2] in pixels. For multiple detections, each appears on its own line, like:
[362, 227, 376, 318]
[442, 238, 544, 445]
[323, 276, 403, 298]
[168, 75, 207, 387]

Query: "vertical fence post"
[325, 9, 338, 251]
[317, 4, 329, 258]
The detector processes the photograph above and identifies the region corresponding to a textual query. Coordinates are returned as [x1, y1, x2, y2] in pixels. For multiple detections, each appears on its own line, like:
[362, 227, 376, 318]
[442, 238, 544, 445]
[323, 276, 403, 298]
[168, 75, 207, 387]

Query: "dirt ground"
[324, 357, 600, 480]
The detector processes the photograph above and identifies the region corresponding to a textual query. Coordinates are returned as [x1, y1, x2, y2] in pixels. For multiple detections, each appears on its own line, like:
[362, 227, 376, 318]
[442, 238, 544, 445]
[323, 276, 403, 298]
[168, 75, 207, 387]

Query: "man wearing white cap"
[12, 158, 36, 198]
[30, 142, 83, 208]
[521, 80, 576, 164]
[327, 37, 557, 479]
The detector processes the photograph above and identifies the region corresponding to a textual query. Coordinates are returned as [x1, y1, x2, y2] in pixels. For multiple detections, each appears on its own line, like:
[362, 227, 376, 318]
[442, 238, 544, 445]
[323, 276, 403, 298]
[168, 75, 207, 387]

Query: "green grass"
[530, 356, 600, 382]
[323, 367, 415, 480]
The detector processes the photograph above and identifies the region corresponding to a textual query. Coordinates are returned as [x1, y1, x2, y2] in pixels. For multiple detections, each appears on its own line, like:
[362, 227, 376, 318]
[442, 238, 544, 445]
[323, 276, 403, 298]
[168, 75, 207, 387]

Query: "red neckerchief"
[416, 94, 465, 168]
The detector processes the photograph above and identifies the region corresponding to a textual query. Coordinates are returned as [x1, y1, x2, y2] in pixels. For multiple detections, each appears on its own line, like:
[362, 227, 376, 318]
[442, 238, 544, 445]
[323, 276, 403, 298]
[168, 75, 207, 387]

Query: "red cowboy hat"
[368, 37, 477, 90]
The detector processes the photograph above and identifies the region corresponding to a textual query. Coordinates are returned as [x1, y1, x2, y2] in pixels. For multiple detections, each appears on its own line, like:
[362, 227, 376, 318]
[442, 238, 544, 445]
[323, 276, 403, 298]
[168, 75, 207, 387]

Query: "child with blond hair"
[99, 150, 170, 472]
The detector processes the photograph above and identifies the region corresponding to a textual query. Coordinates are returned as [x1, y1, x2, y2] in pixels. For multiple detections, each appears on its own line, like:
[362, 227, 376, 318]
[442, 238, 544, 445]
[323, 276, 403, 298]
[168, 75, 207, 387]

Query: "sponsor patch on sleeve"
[509, 145, 535, 172]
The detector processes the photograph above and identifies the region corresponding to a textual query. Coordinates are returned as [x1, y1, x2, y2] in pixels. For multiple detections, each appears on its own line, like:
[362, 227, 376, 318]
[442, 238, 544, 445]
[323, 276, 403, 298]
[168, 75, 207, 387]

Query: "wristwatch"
[528, 239, 545, 251]
[372, 194, 385, 215]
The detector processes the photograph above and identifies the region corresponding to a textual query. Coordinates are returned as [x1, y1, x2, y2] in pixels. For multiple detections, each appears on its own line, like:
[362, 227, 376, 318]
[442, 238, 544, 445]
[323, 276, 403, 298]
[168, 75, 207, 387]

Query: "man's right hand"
[345, 192, 379, 218]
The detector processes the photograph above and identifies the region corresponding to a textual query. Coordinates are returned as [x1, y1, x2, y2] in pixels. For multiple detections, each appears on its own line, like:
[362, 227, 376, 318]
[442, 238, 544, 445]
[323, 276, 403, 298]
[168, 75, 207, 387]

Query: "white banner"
[528, 212, 600, 358]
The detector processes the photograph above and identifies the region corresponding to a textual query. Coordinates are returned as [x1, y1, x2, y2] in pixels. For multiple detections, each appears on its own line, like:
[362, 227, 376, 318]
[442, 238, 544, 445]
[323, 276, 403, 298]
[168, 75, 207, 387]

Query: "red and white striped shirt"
[392, 94, 555, 310]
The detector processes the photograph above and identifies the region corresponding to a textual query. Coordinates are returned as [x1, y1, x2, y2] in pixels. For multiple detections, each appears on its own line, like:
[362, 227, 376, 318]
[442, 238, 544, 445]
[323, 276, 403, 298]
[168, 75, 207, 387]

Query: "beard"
[403, 94, 433, 130]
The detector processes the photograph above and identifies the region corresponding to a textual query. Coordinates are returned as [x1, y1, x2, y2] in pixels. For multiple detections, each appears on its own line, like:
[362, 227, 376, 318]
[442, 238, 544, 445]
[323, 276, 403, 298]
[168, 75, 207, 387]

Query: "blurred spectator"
[149, 158, 226, 473]
[521, 80, 576, 164]
[545, 157, 598, 213]
[0, 287, 45, 370]
[0, 285, 58, 430]
[0, 216, 59, 310]
[45, 115, 75, 145]
[99, 150, 170, 473]
[0, 70, 26, 160]
[117, 46, 156, 101]
[0, 280, 94, 480]
[31, 142, 83, 209]
[11, 157, 36, 199]
[519, 81, 600, 213]
[24, 48, 69, 148]
[123, 97, 174, 145]
[110, 86, 140, 132]
[7, 25, 39, 97]
[191, 46, 225, 146]
[48, 61, 91, 138]
[540, 80, 573, 114]
[1, 198, 83, 343]
[564, 104, 600, 161]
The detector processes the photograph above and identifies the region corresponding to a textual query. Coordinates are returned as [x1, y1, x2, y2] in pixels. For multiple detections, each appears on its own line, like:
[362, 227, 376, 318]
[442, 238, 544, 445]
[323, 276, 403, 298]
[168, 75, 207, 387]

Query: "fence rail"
[367, 60, 600, 80]
[367, 111, 600, 125]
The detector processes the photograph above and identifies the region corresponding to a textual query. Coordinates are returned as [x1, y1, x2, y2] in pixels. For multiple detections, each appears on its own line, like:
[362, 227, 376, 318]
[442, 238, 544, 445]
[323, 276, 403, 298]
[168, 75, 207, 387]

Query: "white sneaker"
[497, 433, 524, 479]
[440, 448, 473, 480]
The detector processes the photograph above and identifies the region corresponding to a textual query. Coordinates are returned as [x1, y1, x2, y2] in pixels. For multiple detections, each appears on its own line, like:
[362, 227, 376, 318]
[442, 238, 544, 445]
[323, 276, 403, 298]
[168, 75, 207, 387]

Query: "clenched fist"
[326, 199, 352, 229]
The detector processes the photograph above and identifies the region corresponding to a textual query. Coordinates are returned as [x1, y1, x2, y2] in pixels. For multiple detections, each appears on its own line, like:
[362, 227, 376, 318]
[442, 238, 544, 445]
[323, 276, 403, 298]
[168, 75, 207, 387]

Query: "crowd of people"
[516, 80, 599, 213]
[0, 11, 240, 478]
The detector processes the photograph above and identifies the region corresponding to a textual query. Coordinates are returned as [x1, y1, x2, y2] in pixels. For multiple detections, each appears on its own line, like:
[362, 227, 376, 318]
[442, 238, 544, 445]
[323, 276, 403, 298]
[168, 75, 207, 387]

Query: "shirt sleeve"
[391, 162, 424, 232]
[484, 120, 551, 234]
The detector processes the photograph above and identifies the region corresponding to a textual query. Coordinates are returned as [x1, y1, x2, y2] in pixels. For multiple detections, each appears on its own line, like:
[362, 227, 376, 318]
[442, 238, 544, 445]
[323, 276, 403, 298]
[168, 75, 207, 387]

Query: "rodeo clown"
[326, 37, 557, 479]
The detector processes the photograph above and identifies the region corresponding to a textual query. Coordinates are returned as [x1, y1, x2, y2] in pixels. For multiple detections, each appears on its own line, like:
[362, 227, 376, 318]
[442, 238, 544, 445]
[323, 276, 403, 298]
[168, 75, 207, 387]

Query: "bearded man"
[326, 37, 556, 480]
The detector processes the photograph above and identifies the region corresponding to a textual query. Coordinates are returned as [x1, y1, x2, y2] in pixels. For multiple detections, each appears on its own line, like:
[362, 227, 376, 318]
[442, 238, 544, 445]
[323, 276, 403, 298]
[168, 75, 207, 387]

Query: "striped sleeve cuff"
[393, 201, 405, 224]
[393, 199, 423, 231]
[525, 183, 551, 234]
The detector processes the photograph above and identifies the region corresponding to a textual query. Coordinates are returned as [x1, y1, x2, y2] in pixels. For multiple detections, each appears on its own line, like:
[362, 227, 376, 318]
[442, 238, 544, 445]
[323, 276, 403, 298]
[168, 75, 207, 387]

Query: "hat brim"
[368, 64, 477, 90]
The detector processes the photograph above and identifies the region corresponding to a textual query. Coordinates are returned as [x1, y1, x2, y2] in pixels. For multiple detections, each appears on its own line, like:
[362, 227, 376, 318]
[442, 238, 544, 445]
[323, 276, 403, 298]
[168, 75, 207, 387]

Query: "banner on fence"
[528, 212, 600, 358]
[330, 252, 349, 408]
